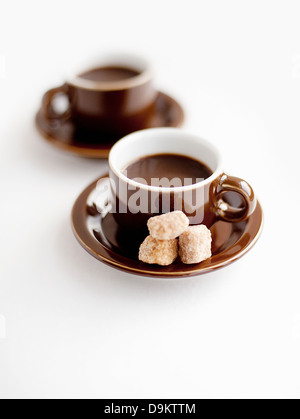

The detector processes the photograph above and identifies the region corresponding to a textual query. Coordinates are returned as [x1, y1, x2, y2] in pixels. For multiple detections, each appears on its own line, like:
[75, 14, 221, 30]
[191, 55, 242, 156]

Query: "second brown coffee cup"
[42, 54, 157, 136]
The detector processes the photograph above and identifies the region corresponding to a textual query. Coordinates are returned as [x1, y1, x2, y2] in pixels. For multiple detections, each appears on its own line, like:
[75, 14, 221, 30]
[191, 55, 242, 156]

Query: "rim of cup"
[67, 53, 153, 92]
[109, 128, 223, 193]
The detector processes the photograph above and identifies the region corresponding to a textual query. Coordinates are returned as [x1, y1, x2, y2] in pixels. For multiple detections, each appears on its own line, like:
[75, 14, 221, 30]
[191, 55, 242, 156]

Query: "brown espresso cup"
[108, 128, 257, 232]
[41, 54, 157, 136]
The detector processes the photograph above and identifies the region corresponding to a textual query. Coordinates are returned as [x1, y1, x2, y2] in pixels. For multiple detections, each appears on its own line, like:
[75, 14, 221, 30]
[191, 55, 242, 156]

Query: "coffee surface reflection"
[123, 154, 213, 187]
[79, 66, 140, 82]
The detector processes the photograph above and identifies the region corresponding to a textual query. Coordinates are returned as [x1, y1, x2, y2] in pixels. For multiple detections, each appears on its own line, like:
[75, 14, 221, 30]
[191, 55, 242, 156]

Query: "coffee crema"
[79, 66, 140, 82]
[123, 154, 213, 187]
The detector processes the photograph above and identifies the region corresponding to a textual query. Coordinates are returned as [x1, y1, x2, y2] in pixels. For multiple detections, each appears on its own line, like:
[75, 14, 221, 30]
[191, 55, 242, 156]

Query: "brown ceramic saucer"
[36, 92, 184, 159]
[71, 175, 264, 279]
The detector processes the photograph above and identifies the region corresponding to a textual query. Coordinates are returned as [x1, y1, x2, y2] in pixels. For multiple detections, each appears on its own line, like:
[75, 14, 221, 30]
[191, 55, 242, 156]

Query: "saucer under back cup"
[36, 92, 184, 158]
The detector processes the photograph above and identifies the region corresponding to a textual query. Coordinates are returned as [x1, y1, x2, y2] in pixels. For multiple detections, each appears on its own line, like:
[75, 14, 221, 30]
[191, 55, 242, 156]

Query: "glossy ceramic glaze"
[109, 128, 257, 231]
[36, 92, 184, 158]
[41, 54, 159, 136]
[71, 176, 263, 278]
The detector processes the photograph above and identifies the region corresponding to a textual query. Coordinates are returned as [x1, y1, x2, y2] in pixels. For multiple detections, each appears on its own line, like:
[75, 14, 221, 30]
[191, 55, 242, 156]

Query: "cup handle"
[42, 84, 72, 121]
[210, 173, 257, 222]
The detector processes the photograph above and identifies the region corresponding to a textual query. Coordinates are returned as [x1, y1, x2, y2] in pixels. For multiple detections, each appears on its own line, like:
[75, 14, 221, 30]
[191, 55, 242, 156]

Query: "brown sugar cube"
[139, 236, 178, 266]
[147, 211, 189, 240]
[179, 225, 212, 264]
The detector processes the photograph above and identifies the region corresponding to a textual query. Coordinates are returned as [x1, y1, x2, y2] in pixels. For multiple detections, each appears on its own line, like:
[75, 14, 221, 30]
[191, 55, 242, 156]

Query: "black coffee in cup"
[123, 154, 213, 187]
[79, 66, 140, 82]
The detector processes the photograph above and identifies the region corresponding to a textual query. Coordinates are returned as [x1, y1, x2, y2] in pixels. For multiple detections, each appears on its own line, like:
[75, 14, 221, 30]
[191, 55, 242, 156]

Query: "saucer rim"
[71, 176, 264, 279]
[36, 91, 185, 159]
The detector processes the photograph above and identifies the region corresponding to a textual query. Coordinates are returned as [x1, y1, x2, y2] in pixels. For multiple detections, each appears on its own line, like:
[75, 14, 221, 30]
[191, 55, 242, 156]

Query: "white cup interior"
[109, 128, 223, 191]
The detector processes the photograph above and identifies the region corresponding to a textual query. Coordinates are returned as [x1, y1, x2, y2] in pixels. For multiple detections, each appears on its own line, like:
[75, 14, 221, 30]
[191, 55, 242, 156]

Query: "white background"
[0, 0, 300, 399]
